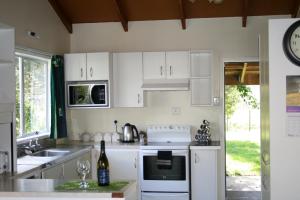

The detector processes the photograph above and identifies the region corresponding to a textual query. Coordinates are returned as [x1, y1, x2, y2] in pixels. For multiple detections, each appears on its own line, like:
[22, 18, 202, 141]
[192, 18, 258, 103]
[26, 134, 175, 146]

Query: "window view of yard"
[225, 85, 260, 177]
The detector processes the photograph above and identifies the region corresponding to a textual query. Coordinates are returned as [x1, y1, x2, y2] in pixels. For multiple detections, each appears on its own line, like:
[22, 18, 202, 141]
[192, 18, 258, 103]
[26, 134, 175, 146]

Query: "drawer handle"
[134, 157, 137, 169]
[194, 153, 199, 164]
[90, 67, 93, 77]
[137, 94, 140, 104]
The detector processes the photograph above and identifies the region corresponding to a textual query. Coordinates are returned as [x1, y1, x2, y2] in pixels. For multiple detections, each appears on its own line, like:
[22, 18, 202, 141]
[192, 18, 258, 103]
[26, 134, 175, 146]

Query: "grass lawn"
[226, 140, 261, 176]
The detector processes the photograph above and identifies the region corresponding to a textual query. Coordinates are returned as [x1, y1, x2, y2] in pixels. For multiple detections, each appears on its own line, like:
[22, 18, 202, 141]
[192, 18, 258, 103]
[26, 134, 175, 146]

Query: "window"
[15, 53, 51, 139]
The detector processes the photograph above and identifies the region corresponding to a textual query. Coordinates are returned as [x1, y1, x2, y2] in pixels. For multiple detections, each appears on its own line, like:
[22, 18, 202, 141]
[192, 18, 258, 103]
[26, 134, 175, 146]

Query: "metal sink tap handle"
[29, 139, 33, 148]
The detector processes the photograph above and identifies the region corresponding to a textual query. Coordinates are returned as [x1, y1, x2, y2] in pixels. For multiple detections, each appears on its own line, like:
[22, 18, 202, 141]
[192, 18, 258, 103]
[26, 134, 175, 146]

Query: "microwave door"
[68, 84, 91, 106]
[90, 84, 108, 106]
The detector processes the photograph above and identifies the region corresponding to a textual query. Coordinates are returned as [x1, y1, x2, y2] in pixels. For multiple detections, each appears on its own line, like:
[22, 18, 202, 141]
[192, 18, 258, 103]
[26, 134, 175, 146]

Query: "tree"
[225, 85, 259, 130]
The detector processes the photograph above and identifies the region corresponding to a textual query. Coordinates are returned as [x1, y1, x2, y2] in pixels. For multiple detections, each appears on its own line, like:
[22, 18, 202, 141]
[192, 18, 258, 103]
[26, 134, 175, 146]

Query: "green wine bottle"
[97, 140, 110, 186]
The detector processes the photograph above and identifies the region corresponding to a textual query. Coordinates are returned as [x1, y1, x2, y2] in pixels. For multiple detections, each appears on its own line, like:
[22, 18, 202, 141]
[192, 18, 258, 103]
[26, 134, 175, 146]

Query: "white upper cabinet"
[0, 26, 14, 63]
[0, 24, 15, 111]
[113, 52, 144, 107]
[143, 51, 190, 80]
[143, 52, 165, 79]
[190, 51, 213, 106]
[166, 51, 190, 79]
[64, 53, 86, 81]
[64, 52, 110, 81]
[86, 52, 110, 80]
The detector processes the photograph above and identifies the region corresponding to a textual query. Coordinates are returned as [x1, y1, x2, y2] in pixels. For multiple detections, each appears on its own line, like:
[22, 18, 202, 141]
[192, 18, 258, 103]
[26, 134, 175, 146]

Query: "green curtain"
[50, 55, 67, 139]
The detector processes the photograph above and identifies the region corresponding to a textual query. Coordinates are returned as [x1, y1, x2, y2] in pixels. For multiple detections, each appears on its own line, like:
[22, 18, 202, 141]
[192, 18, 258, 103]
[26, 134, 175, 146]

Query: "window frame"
[15, 52, 51, 143]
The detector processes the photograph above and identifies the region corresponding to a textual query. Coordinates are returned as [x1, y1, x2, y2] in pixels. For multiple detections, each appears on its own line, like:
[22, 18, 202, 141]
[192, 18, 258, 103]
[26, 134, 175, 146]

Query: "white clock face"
[290, 26, 300, 58]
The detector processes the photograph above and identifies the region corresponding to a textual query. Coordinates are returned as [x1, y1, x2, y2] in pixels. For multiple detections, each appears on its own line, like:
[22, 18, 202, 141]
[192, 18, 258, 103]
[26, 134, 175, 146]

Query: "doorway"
[224, 61, 261, 200]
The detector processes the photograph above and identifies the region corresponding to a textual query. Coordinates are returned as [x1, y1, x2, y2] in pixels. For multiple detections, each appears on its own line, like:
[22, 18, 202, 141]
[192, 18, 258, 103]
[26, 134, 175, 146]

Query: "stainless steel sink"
[31, 149, 70, 157]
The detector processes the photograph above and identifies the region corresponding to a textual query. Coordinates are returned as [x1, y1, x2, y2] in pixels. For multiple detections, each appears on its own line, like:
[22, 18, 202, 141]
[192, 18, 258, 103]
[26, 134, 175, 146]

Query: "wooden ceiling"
[225, 62, 259, 85]
[48, 0, 300, 33]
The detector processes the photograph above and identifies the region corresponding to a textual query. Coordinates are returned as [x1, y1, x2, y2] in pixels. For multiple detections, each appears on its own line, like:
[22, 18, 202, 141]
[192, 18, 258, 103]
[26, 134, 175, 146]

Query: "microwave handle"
[89, 85, 94, 104]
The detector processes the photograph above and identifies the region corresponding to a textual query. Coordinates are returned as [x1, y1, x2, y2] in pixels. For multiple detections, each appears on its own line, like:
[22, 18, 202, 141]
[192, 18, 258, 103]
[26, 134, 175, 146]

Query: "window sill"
[17, 132, 50, 145]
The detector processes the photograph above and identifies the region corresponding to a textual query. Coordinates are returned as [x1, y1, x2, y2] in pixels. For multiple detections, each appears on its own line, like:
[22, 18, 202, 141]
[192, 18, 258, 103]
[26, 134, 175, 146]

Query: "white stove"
[139, 125, 191, 200]
[140, 125, 191, 149]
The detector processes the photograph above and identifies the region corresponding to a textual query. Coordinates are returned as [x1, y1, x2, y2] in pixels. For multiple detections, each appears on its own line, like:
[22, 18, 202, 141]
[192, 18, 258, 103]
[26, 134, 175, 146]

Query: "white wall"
[69, 15, 288, 200]
[0, 0, 70, 54]
[69, 16, 280, 137]
[269, 18, 300, 200]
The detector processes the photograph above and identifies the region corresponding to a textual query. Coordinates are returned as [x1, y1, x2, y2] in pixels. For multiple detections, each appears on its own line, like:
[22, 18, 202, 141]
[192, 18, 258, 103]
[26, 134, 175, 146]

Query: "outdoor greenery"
[225, 85, 259, 120]
[226, 141, 261, 176]
[225, 85, 261, 176]
[15, 56, 48, 138]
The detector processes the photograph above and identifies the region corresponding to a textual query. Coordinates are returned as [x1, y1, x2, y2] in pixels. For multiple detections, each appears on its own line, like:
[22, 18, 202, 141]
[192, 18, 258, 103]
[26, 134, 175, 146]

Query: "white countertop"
[0, 179, 136, 199]
[189, 141, 221, 150]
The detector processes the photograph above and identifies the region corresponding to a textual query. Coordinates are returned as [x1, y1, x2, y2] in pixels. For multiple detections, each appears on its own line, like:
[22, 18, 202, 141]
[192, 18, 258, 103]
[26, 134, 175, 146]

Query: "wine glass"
[77, 160, 90, 189]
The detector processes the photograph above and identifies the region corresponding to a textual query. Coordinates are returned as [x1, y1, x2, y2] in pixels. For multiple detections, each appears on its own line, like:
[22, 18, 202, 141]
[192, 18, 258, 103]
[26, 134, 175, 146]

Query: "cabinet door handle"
[61, 165, 64, 179]
[90, 67, 93, 77]
[80, 68, 83, 78]
[169, 66, 172, 76]
[160, 66, 163, 76]
[194, 153, 199, 164]
[134, 157, 137, 169]
[137, 94, 140, 104]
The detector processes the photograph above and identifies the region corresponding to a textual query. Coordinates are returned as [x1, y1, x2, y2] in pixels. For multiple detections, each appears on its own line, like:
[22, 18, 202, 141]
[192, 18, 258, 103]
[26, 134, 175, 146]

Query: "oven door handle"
[141, 150, 188, 156]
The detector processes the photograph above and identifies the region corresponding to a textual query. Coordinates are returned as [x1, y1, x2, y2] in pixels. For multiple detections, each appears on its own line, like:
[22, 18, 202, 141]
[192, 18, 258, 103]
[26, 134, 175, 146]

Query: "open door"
[224, 61, 262, 200]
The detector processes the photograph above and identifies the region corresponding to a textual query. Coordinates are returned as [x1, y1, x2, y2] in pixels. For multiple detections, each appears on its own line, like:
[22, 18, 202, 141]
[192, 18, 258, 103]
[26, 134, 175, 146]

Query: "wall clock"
[283, 20, 300, 66]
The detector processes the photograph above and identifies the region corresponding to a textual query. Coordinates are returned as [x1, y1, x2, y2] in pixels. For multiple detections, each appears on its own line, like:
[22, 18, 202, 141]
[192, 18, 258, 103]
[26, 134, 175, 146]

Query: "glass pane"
[143, 155, 186, 180]
[69, 85, 90, 105]
[23, 57, 48, 135]
[15, 57, 21, 137]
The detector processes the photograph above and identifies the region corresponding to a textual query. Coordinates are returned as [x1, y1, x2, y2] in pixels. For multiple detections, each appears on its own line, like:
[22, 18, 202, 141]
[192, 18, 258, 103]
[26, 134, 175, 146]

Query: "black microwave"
[67, 81, 109, 108]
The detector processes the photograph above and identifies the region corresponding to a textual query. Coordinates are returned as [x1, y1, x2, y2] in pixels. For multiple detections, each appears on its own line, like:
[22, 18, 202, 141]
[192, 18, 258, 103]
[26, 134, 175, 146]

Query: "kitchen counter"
[67, 140, 141, 150]
[189, 141, 221, 150]
[0, 178, 136, 199]
[15, 141, 140, 178]
[16, 145, 92, 178]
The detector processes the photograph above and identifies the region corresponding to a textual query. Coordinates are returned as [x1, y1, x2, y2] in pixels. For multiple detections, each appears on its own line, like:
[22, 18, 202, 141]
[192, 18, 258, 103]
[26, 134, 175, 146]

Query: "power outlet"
[171, 107, 181, 115]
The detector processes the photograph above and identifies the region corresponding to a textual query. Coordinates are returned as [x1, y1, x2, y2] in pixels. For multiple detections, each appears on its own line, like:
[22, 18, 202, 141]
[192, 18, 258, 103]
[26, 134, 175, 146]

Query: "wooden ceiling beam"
[48, 0, 72, 33]
[240, 63, 248, 83]
[291, 0, 300, 18]
[225, 71, 259, 76]
[111, 0, 128, 32]
[178, 0, 186, 30]
[242, 0, 248, 27]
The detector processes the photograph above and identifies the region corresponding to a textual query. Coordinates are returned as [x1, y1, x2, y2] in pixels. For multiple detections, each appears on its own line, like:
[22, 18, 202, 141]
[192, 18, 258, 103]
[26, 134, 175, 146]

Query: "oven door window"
[91, 84, 107, 105]
[69, 85, 91, 105]
[143, 155, 186, 180]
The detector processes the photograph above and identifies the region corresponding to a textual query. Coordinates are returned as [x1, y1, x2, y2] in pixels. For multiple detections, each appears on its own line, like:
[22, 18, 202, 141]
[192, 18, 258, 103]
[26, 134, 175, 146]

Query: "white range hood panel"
[142, 79, 189, 91]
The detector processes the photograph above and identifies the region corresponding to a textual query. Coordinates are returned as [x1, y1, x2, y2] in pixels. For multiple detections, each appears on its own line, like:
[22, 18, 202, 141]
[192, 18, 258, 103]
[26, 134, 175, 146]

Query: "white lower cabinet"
[42, 152, 91, 179]
[91, 148, 139, 200]
[92, 148, 138, 181]
[190, 149, 217, 200]
[41, 163, 64, 179]
[63, 152, 91, 179]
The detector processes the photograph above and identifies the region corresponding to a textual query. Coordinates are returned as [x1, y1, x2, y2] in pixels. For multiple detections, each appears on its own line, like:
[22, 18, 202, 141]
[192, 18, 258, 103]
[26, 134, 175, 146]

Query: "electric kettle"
[121, 123, 139, 143]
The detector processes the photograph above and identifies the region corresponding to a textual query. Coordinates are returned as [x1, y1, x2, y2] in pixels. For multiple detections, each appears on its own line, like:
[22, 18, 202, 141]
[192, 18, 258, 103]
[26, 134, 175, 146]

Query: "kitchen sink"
[31, 149, 70, 157]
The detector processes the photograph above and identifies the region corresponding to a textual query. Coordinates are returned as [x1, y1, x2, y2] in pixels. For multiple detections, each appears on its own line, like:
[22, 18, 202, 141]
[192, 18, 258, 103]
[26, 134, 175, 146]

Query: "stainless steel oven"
[139, 125, 191, 200]
[140, 149, 189, 192]
[67, 81, 108, 108]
